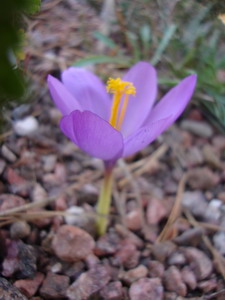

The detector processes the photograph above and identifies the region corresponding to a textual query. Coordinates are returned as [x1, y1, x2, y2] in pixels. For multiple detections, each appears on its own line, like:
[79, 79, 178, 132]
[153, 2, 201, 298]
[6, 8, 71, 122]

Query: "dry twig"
[157, 173, 187, 242]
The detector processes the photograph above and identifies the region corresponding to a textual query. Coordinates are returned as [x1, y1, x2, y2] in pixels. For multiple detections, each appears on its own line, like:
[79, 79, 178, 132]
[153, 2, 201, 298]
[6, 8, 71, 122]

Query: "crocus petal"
[60, 110, 123, 161]
[62, 67, 111, 120]
[121, 61, 157, 137]
[47, 75, 82, 115]
[146, 74, 197, 127]
[123, 117, 172, 157]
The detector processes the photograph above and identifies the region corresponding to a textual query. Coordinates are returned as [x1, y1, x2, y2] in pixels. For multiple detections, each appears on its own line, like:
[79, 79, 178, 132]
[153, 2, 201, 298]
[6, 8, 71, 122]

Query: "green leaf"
[151, 24, 177, 65]
[73, 55, 130, 67]
[126, 31, 141, 62]
[23, 0, 41, 14]
[93, 32, 117, 49]
[140, 24, 151, 59]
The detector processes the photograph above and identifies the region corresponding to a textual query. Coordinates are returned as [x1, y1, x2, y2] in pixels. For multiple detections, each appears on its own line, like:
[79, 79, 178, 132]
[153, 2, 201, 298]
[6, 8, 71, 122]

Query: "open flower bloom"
[48, 62, 197, 165]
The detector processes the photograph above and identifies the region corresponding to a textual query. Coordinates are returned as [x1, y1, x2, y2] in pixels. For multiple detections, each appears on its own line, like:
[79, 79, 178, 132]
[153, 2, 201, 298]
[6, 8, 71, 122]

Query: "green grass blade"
[93, 32, 117, 49]
[151, 24, 177, 65]
[73, 55, 130, 67]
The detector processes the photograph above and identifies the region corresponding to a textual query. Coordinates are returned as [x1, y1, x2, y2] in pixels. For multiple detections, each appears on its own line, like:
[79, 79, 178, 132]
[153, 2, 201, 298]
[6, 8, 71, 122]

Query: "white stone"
[205, 199, 222, 223]
[64, 206, 85, 226]
[213, 231, 225, 255]
[14, 116, 38, 136]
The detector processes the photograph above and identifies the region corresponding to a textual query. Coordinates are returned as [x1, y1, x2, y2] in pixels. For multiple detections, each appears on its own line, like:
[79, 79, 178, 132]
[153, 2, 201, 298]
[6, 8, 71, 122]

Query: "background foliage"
[0, 0, 40, 111]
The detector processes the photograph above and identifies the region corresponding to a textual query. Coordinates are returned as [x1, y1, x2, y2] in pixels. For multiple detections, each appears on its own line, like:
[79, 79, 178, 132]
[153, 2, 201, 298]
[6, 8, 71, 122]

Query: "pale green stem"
[96, 166, 114, 235]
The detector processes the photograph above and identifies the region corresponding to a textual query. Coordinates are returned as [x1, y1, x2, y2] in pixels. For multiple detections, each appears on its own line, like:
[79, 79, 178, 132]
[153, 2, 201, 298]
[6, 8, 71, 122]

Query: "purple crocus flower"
[47, 62, 197, 165]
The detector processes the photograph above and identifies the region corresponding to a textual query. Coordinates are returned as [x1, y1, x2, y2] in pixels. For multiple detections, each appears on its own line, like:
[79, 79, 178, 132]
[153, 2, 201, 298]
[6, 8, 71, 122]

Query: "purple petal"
[120, 62, 157, 136]
[62, 67, 111, 120]
[146, 74, 197, 126]
[60, 114, 78, 144]
[123, 117, 172, 157]
[60, 110, 123, 161]
[47, 75, 82, 115]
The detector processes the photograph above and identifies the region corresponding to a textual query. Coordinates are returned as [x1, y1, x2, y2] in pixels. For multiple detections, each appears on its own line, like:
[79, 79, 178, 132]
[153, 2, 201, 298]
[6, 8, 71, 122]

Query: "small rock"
[1, 145, 17, 162]
[50, 262, 62, 273]
[0, 159, 6, 175]
[205, 199, 222, 223]
[63, 261, 85, 278]
[52, 225, 95, 261]
[54, 195, 67, 211]
[28, 208, 51, 228]
[182, 247, 213, 280]
[213, 231, 225, 255]
[64, 206, 85, 225]
[212, 135, 225, 152]
[40, 272, 69, 299]
[43, 163, 67, 186]
[0, 194, 25, 211]
[64, 206, 95, 234]
[100, 281, 123, 300]
[181, 266, 197, 290]
[187, 168, 220, 189]
[202, 145, 221, 169]
[146, 198, 167, 225]
[14, 272, 44, 298]
[198, 278, 217, 293]
[182, 191, 207, 217]
[2, 240, 36, 278]
[10, 221, 31, 239]
[17, 241, 37, 278]
[113, 241, 140, 269]
[164, 292, 178, 300]
[120, 265, 148, 284]
[129, 278, 163, 300]
[125, 209, 142, 231]
[2, 240, 19, 277]
[31, 184, 48, 203]
[66, 265, 111, 300]
[164, 179, 178, 194]
[186, 147, 204, 167]
[163, 266, 187, 296]
[180, 120, 213, 138]
[115, 224, 144, 248]
[85, 253, 100, 269]
[151, 241, 177, 263]
[218, 192, 225, 202]
[168, 251, 186, 266]
[95, 232, 120, 256]
[42, 155, 57, 173]
[0, 277, 28, 300]
[5, 168, 29, 196]
[188, 109, 203, 121]
[147, 260, 165, 278]
[12, 104, 31, 120]
[174, 227, 205, 247]
[13, 116, 38, 136]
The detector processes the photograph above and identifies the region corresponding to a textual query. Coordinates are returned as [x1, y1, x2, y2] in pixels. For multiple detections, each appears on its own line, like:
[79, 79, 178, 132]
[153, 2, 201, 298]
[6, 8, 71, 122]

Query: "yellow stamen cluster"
[107, 78, 136, 95]
[106, 78, 136, 130]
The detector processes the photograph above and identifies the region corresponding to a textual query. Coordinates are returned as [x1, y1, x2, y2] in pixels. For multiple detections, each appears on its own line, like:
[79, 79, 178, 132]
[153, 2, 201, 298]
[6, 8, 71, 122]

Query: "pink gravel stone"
[14, 272, 44, 298]
[183, 247, 213, 280]
[129, 278, 163, 300]
[67, 265, 111, 300]
[52, 225, 95, 261]
[100, 281, 123, 300]
[146, 198, 167, 225]
[163, 266, 187, 297]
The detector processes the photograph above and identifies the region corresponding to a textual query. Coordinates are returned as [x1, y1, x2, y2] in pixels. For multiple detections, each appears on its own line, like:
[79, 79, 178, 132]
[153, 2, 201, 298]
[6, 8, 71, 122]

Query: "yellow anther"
[107, 77, 136, 95]
[106, 77, 136, 130]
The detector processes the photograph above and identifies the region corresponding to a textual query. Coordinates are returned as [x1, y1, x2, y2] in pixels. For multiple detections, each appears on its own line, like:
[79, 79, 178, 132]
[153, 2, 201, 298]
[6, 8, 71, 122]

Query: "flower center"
[106, 77, 136, 130]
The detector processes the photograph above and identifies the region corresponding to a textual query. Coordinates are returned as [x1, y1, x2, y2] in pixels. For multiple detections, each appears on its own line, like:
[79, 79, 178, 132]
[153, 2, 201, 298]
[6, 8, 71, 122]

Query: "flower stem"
[96, 165, 114, 235]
